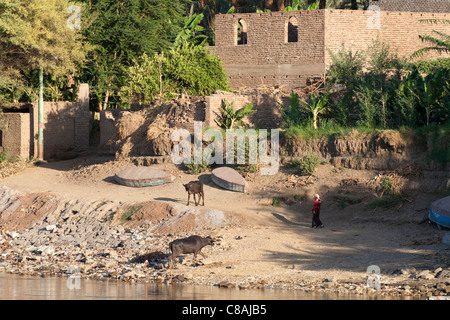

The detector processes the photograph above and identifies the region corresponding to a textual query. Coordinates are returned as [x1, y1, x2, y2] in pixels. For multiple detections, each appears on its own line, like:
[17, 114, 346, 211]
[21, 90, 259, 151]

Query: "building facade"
[210, 9, 450, 90]
[370, 0, 450, 13]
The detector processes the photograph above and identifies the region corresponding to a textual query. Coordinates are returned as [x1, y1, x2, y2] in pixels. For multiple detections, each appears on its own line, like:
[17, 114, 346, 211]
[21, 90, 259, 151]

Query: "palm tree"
[411, 19, 450, 59]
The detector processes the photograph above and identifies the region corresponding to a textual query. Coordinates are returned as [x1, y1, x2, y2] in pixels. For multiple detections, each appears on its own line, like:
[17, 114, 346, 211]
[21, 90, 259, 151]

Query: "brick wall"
[369, 0, 450, 13]
[324, 10, 450, 66]
[205, 91, 285, 129]
[210, 10, 326, 91]
[211, 9, 450, 90]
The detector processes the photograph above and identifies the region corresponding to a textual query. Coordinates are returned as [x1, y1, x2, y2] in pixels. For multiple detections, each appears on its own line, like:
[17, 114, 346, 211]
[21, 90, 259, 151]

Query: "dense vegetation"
[281, 39, 450, 137]
[0, 0, 378, 109]
[0, 0, 449, 156]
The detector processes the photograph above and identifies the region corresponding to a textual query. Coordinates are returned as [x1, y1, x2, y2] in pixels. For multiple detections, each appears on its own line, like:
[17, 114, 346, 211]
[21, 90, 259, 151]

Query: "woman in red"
[312, 194, 324, 228]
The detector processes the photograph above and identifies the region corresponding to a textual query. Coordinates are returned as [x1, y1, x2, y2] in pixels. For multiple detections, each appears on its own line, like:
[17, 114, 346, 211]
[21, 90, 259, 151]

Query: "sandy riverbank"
[0, 155, 449, 299]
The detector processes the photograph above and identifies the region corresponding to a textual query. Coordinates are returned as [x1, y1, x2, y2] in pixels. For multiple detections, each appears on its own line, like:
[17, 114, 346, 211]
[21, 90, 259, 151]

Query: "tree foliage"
[174, 13, 209, 47]
[120, 43, 230, 106]
[79, 0, 189, 110]
[325, 39, 450, 129]
[0, 0, 87, 102]
[411, 19, 450, 59]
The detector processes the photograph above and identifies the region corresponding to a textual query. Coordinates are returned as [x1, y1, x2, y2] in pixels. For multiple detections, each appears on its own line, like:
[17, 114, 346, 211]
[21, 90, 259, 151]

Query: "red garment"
[312, 199, 322, 228]
[313, 200, 321, 214]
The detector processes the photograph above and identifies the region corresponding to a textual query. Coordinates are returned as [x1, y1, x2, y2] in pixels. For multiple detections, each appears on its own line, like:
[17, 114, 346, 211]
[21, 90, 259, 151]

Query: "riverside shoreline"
[0, 156, 449, 299]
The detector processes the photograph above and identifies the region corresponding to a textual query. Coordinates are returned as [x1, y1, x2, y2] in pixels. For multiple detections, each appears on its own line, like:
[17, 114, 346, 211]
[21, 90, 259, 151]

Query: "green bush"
[120, 43, 230, 105]
[120, 205, 142, 222]
[298, 154, 323, 176]
[326, 39, 449, 129]
[185, 159, 210, 175]
[408, 58, 450, 74]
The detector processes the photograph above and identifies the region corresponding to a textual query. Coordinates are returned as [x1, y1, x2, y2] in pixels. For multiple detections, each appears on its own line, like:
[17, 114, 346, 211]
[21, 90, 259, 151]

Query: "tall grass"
[284, 121, 384, 140]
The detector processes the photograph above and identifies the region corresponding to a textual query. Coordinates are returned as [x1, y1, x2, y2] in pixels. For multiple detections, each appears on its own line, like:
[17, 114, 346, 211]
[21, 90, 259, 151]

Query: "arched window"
[286, 16, 298, 43]
[237, 19, 248, 45]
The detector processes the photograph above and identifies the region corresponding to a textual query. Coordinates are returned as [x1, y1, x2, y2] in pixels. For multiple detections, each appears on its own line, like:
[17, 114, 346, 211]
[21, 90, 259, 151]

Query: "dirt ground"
[0, 152, 449, 295]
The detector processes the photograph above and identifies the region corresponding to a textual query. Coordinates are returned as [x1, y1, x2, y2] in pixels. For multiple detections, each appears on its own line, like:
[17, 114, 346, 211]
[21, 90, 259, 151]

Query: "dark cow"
[183, 180, 204, 206]
[168, 235, 214, 267]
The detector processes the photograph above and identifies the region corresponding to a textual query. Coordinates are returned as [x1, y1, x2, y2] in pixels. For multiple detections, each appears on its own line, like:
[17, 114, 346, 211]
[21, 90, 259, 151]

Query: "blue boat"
[429, 196, 450, 229]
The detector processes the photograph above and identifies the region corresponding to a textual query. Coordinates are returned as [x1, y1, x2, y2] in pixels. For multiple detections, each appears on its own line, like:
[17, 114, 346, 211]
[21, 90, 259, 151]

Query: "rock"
[417, 270, 435, 280]
[239, 284, 251, 290]
[45, 225, 57, 232]
[218, 281, 234, 288]
[172, 274, 186, 282]
[399, 267, 416, 275]
[402, 285, 411, 291]
[436, 283, 447, 291]
[6, 231, 19, 239]
[434, 267, 443, 275]
[436, 268, 450, 279]
[38, 245, 54, 255]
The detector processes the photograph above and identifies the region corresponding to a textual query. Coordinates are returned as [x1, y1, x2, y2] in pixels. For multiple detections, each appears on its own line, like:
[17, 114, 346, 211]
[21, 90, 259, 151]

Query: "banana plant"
[411, 19, 450, 59]
[300, 90, 333, 129]
[215, 100, 256, 129]
[402, 68, 446, 125]
[285, 0, 318, 11]
[174, 13, 208, 47]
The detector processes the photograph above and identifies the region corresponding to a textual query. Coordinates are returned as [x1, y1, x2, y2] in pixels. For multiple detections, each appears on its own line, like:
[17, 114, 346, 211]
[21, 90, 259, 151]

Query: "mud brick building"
[0, 84, 90, 160]
[210, 8, 450, 91]
[370, 0, 450, 13]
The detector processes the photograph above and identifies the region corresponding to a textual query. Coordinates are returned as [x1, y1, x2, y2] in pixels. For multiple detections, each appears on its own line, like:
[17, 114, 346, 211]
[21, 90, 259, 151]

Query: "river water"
[0, 273, 369, 300]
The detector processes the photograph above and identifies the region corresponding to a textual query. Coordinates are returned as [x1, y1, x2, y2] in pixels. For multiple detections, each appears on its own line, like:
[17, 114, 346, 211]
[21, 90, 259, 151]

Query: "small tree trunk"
[276, 0, 285, 11]
[102, 88, 110, 111]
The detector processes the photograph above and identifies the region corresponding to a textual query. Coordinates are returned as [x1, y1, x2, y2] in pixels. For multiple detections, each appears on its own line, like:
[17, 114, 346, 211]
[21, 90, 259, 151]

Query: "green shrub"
[120, 205, 142, 222]
[120, 43, 230, 105]
[272, 197, 281, 207]
[379, 176, 398, 196]
[185, 159, 210, 174]
[298, 154, 323, 176]
[408, 58, 450, 74]
[367, 194, 404, 209]
[0, 149, 19, 164]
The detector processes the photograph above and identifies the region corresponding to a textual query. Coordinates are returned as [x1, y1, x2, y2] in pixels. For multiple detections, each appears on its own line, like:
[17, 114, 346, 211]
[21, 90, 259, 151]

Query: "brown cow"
[183, 180, 204, 206]
[168, 235, 214, 267]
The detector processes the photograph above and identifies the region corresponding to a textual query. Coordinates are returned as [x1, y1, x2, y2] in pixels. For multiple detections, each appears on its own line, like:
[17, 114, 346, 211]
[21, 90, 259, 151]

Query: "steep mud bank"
[282, 130, 449, 171]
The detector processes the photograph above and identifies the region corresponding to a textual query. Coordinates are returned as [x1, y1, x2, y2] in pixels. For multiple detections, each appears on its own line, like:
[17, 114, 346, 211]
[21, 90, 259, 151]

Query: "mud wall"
[282, 130, 449, 171]
[0, 84, 90, 160]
